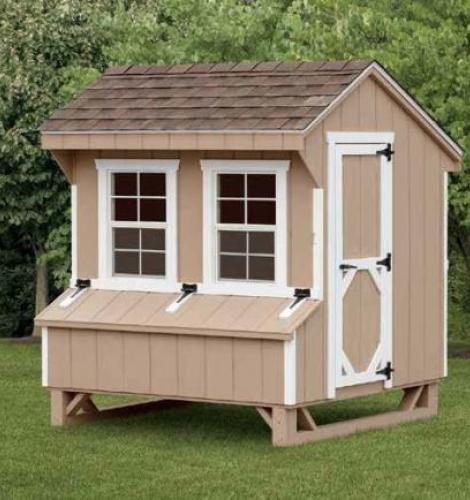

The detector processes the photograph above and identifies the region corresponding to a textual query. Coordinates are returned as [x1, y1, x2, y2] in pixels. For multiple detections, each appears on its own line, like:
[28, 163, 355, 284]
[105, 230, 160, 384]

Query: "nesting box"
[36, 59, 463, 445]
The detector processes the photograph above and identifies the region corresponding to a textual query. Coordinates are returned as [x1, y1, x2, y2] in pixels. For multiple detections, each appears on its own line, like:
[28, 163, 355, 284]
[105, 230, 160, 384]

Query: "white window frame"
[200, 160, 290, 297]
[94, 159, 179, 292]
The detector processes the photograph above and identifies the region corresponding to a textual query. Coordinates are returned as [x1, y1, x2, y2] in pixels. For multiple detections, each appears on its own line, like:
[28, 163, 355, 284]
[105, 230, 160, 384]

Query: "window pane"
[218, 174, 244, 198]
[219, 255, 247, 280]
[113, 173, 137, 196]
[247, 174, 275, 198]
[249, 232, 274, 254]
[140, 199, 166, 222]
[247, 201, 275, 225]
[218, 200, 244, 223]
[219, 231, 246, 253]
[140, 173, 165, 196]
[114, 251, 139, 275]
[114, 228, 139, 249]
[142, 229, 165, 251]
[114, 198, 137, 221]
[249, 256, 274, 281]
[141, 252, 165, 276]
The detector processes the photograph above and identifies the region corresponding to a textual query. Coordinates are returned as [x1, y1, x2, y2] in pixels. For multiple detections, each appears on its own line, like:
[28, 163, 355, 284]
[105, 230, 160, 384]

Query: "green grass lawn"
[1, 343, 470, 499]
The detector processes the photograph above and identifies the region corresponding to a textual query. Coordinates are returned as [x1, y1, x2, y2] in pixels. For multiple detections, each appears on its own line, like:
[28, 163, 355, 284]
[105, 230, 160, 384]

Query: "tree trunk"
[33, 256, 49, 336]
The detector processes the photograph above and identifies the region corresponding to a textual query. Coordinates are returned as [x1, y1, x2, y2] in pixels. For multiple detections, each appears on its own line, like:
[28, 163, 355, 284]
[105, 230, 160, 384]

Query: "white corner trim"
[313, 188, 324, 300]
[42, 327, 48, 387]
[95, 159, 180, 291]
[443, 172, 449, 377]
[200, 159, 290, 295]
[70, 185, 77, 284]
[284, 332, 297, 405]
[327, 131, 395, 145]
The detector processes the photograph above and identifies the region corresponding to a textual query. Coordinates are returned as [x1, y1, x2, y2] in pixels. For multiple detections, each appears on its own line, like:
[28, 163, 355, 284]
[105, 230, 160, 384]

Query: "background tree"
[0, 0, 468, 340]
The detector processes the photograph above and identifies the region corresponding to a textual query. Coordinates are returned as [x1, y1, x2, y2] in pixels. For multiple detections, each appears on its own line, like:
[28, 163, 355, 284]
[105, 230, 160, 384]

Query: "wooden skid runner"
[257, 383, 438, 447]
[50, 390, 190, 426]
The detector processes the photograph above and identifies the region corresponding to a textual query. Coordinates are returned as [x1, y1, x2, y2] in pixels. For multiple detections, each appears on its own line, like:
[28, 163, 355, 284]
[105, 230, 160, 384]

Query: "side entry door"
[332, 141, 393, 390]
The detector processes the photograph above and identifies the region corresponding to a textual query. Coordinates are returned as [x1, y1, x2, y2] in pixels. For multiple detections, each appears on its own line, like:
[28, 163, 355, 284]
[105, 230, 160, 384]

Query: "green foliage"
[0, 0, 469, 337]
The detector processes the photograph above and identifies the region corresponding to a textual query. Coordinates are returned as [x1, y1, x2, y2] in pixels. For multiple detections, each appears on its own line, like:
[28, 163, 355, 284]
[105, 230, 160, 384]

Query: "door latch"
[376, 361, 394, 380]
[376, 252, 392, 272]
[339, 263, 358, 270]
[376, 143, 394, 162]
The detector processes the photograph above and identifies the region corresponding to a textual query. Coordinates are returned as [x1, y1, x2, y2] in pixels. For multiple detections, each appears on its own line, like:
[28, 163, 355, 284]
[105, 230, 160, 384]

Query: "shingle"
[41, 59, 369, 132]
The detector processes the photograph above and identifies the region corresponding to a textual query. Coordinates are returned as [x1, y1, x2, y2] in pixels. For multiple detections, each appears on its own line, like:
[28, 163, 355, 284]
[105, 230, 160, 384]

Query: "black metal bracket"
[289, 288, 311, 310]
[339, 263, 358, 271]
[376, 143, 394, 162]
[70, 278, 91, 298]
[176, 283, 198, 304]
[376, 252, 392, 272]
[376, 361, 394, 380]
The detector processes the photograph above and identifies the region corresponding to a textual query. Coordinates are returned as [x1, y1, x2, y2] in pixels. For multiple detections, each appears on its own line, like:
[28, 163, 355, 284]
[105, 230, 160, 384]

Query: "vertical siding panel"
[206, 337, 233, 400]
[424, 140, 444, 379]
[150, 334, 178, 395]
[408, 126, 426, 382]
[303, 126, 324, 186]
[340, 88, 360, 130]
[375, 86, 394, 130]
[261, 341, 284, 404]
[97, 331, 124, 392]
[295, 325, 306, 403]
[233, 339, 262, 402]
[48, 328, 71, 387]
[359, 78, 376, 129]
[75, 152, 98, 278]
[178, 151, 203, 283]
[124, 333, 150, 393]
[70, 330, 97, 389]
[289, 156, 314, 287]
[391, 107, 410, 386]
[178, 336, 205, 397]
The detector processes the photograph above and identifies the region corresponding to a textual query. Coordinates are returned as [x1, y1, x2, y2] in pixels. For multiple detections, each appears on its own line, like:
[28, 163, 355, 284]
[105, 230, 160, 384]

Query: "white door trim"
[326, 132, 394, 399]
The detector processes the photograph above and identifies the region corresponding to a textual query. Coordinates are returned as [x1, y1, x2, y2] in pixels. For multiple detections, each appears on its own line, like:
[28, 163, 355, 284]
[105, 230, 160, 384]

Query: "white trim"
[165, 292, 195, 313]
[70, 185, 78, 284]
[327, 134, 394, 397]
[200, 160, 290, 296]
[443, 172, 449, 377]
[313, 188, 324, 300]
[284, 332, 297, 405]
[95, 159, 179, 292]
[42, 327, 48, 387]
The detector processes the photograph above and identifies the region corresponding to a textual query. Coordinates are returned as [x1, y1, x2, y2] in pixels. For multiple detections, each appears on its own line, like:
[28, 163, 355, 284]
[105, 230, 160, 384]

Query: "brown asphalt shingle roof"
[41, 59, 373, 132]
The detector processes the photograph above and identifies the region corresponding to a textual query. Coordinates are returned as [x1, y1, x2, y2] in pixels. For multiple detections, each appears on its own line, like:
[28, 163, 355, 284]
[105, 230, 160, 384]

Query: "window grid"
[216, 173, 276, 283]
[111, 172, 167, 278]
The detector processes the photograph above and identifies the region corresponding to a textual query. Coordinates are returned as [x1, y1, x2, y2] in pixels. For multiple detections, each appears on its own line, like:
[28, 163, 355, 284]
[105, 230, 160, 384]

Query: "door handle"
[339, 263, 357, 270]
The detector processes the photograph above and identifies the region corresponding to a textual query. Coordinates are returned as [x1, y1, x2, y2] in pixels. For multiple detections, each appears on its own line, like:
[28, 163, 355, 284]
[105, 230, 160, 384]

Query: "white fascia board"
[95, 159, 179, 171]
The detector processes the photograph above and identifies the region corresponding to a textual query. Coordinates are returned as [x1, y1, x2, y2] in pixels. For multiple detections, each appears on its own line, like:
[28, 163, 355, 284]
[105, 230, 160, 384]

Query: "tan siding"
[150, 334, 178, 395]
[233, 339, 263, 402]
[178, 336, 205, 397]
[205, 337, 234, 400]
[178, 151, 203, 282]
[48, 328, 71, 387]
[262, 340, 284, 403]
[70, 329, 97, 389]
[97, 331, 124, 392]
[75, 152, 98, 278]
[124, 333, 150, 393]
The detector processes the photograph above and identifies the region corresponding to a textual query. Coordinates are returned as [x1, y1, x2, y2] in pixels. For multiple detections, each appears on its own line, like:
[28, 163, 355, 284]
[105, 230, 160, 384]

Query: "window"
[217, 174, 276, 281]
[96, 160, 179, 291]
[201, 160, 289, 295]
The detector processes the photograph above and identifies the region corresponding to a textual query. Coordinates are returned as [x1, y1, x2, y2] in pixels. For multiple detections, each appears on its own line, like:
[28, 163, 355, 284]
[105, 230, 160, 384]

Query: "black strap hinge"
[75, 278, 91, 289]
[376, 252, 392, 272]
[376, 143, 394, 162]
[376, 361, 394, 380]
[339, 263, 357, 271]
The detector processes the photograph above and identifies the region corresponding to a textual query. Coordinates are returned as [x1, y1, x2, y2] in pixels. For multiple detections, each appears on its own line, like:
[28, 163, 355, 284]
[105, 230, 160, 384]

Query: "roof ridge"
[103, 59, 373, 76]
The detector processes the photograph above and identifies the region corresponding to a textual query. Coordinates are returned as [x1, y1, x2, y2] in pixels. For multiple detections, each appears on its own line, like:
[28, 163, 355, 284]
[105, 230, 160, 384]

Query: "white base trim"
[42, 327, 48, 387]
[284, 332, 297, 405]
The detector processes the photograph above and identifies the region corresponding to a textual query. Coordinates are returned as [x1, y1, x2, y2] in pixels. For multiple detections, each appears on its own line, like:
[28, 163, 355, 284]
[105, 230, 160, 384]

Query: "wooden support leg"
[263, 383, 439, 447]
[49, 390, 192, 427]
